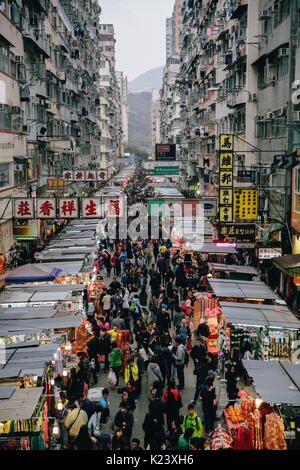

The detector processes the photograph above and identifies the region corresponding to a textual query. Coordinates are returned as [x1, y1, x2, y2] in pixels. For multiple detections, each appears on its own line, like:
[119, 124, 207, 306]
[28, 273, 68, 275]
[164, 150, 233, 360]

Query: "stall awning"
[242, 360, 300, 405]
[0, 315, 82, 336]
[186, 242, 237, 254]
[273, 254, 300, 277]
[208, 263, 258, 275]
[209, 279, 279, 300]
[4, 264, 62, 284]
[220, 302, 300, 329]
[0, 387, 44, 422]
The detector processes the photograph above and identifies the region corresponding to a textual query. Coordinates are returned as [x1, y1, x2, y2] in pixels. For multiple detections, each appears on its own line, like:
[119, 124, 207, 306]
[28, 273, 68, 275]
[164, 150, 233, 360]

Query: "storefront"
[272, 254, 300, 312]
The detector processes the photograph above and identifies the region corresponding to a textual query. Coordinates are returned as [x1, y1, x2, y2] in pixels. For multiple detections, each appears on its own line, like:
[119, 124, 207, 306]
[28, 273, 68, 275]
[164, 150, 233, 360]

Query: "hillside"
[128, 91, 152, 150]
[128, 66, 164, 92]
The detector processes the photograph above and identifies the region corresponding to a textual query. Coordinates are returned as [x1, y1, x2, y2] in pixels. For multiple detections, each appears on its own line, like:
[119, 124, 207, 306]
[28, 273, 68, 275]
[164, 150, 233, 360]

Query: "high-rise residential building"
[0, 0, 103, 259]
[99, 24, 123, 162]
[99, 24, 116, 65]
[166, 17, 173, 61]
[116, 71, 129, 146]
[151, 88, 161, 159]
[172, 0, 184, 54]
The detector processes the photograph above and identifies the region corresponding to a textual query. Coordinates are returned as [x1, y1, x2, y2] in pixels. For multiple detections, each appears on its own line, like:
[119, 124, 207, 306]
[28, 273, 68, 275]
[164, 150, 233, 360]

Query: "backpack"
[129, 301, 137, 313]
[183, 414, 201, 432]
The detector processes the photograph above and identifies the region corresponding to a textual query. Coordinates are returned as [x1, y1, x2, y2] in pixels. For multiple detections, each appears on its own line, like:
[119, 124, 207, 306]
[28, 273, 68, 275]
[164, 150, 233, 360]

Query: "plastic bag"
[108, 370, 117, 386]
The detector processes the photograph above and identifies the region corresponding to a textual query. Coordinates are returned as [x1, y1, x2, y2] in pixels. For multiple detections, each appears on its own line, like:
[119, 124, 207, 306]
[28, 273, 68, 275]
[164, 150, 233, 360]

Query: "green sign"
[189, 186, 198, 191]
[148, 199, 165, 216]
[154, 166, 179, 176]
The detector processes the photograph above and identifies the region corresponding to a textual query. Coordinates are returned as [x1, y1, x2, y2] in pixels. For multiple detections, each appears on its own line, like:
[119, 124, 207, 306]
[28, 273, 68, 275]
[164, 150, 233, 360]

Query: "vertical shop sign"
[219, 134, 234, 223]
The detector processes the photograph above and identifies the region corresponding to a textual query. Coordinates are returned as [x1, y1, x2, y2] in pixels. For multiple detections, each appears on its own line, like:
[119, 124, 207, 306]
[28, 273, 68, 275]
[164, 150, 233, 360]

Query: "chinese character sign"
[82, 198, 102, 218]
[63, 171, 73, 181]
[14, 198, 34, 219]
[97, 170, 108, 181]
[74, 171, 84, 181]
[58, 198, 78, 218]
[37, 198, 56, 218]
[105, 199, 123, 217]
[219, 134, 234, 223]
[85, 171, 96, 181]
[219, 223, 256, 243]
[234, 189, 258, 220]
[220, 134, 234, 151]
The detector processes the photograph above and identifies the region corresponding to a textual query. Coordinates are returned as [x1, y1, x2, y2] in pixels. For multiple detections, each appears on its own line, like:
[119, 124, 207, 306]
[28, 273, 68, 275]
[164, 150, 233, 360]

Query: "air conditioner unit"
[293, 111, 300, 121]
[249, 93, 257, 102]
[12, 106, 20, 114]
[259, 10, 270, 20]
[22, 124, 29, 133]
[15, 55, 23, 63]
[278, 48, 289, 58]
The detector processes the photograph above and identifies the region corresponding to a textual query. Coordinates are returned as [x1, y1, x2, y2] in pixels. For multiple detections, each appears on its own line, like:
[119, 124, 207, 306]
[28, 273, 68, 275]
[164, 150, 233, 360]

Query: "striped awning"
[273, 254, 300, 277]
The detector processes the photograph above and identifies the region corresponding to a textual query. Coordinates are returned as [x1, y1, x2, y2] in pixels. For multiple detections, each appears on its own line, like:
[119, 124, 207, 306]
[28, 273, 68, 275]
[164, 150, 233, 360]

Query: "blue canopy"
[4, 264, 62, 284]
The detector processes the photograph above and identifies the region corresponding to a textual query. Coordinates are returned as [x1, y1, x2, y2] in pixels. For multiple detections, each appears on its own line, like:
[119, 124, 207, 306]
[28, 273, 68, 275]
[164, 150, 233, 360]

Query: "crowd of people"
[50, 168, 247, 451]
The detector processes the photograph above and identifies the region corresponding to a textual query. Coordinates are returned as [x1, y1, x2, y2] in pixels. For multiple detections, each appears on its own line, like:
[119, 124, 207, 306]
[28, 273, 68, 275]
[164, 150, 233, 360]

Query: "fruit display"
[241, 398, 255, 419]
[227, 406, 245, 424]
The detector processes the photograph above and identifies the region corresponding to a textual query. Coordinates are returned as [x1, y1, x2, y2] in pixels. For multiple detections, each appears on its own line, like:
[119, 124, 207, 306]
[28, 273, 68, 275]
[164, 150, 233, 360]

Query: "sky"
[99, 0, 174, 82]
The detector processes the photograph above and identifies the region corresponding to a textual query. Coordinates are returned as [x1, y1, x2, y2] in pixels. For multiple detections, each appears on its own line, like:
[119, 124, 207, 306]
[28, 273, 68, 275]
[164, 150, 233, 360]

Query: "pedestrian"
[182, 404, 203, 439]
[98, 388, 110, 411]
[142, 411, 165, 450]
[69, 424, 95, 450]
[191, 338, 207, 368]
[176, 319, 191, 349]
[163, 379, 183, 431]
[124, 358, 139, 388]
[110, 342, 122, 387]
[99, 407, 113, 450]
[147, 355, 163, 389]
[130, 438, 143, 450]
[133, 348, 144, 397]
[149, 295, 159, 323]
[88, 404, 103, 450]
[102, 290, 112, 323]
[98, 329, 111, 373]
[78, 394, 94, 420]
[112, 311, 126, 330]
[225, 364, 240, 409]
[114, 402, 134, 448]
[202, 377, 217, 436]
[173, 337, 185, 391]
[65, 404, 88, 443]
[111, 426, 126, 450]
[178, 428, 194, 450]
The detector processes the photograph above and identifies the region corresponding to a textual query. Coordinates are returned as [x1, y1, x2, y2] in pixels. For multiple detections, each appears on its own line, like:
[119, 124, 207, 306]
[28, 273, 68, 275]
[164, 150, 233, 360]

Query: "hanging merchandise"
[263, 413, 287, 450]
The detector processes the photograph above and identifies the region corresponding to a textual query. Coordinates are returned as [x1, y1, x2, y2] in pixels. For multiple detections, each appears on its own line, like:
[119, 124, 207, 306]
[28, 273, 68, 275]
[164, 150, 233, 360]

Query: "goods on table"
[227, 406, 244, 424]
[209, 425, 233, 450]
[241, 397, 255, 419]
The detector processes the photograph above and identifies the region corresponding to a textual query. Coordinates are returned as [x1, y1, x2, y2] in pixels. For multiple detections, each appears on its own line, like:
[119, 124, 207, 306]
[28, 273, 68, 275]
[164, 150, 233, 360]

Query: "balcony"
[22, 18, 50, 58]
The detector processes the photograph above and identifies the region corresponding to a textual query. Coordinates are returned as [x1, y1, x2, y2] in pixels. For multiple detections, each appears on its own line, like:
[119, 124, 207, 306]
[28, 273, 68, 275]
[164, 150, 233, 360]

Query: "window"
[0, 162, 10, 188]
[0, 45, 9, 73]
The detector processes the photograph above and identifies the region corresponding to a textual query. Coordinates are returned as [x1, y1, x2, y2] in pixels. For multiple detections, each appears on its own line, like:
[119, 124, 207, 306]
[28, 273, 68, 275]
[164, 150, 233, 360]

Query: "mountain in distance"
[128, 91, 152, 151]
[128, 66, 164, 92]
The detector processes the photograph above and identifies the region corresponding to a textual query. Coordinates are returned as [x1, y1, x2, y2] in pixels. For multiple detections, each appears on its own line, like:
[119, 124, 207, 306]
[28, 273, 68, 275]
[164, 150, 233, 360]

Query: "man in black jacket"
[190, 338, 207, 368]
[98, 329, 111, 372]
[156, 308, 171, 333]
[133, 349, 144, 397]
[87, 333, 100, 383]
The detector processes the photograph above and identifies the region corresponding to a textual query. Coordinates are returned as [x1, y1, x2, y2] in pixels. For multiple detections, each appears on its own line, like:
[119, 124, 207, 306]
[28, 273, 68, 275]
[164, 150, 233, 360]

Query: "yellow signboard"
[219, 153, 233, 169]
[220, 189, 233, 205]
[220, 135, 234, 151]
[220, 206, 233, 223]
[234, 189, 258, 220]
[220, 171, 233, 188]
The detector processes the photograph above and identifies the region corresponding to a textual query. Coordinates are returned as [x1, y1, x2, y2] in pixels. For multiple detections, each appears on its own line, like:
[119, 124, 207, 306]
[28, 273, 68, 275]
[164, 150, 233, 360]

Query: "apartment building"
[116, 70, 129, 146]
[151, 88, 161, 160]
[166, 17, 173, 61]
[172, 0, 185, 54]
[160, 0, 300, 248]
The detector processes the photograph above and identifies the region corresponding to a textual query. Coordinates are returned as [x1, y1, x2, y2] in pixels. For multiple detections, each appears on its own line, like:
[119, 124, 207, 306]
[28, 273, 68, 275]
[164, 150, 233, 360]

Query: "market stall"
[208, 279, 279, 304]
[219, 302, 300, 363]
[3, 264, 62, 284]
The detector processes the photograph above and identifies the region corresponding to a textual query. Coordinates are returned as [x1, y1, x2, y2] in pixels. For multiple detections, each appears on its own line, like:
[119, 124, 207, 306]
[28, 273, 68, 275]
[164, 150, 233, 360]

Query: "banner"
[37, 198, 56, 218]
[218, 223, 256, 244]
[234, 189, 258, 220]
[63, 170, 108, 182]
